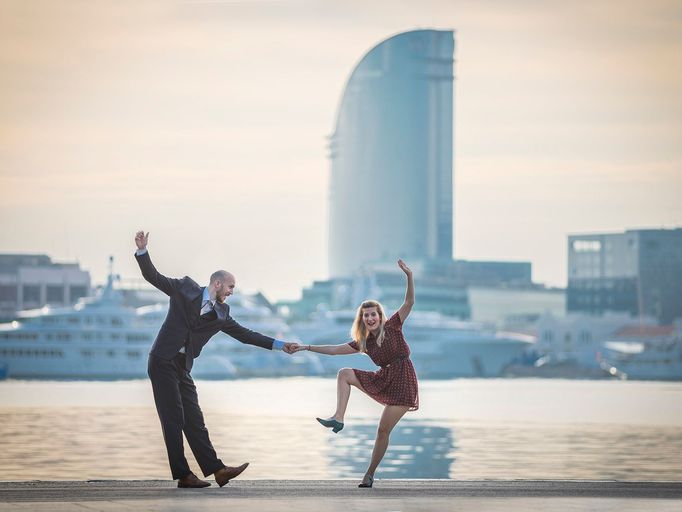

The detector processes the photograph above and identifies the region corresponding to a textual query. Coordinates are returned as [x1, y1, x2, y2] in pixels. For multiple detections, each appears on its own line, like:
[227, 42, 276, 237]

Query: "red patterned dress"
[348, 312, 419, 411]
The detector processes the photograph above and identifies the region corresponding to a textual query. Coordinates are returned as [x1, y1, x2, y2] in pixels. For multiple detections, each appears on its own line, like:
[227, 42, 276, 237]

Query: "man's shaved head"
[210, 270, 233, 285]
[209, 270, 236, 303]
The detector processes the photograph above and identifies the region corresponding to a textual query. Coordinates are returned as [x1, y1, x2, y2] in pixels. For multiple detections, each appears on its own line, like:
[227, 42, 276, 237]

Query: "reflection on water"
[327, 422, 455, 478]
[1, 378, 681, 481]
[451, 423, 682, 480]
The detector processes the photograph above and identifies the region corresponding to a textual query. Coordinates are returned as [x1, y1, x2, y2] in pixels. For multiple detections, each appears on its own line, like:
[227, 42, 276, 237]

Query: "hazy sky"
[1, 0, 681, 300]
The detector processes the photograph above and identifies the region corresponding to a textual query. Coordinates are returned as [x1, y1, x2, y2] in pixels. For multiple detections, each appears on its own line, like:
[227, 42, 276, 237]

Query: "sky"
[1, 0, 681, 301]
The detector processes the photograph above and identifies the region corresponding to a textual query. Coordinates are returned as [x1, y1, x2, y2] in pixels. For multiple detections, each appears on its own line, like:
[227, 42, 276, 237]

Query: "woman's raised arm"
[397, 259, 414, 323]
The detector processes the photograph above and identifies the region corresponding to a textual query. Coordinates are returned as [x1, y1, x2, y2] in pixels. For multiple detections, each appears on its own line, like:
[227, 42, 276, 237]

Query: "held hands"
[135, 231, 149, 251]
[398, 258, 412, 276]
[282, 342, 301, 354]
[283, 343, 310, 354]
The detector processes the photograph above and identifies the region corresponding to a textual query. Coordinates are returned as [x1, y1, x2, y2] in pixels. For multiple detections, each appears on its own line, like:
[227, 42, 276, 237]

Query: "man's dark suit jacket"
[135, 251, 275, 370]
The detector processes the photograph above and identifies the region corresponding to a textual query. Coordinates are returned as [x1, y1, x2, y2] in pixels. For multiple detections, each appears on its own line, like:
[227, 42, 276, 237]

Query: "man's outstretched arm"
[221, 316, 275, 350]
[133, 230, 179, 296]
[221, 317, 299, 353]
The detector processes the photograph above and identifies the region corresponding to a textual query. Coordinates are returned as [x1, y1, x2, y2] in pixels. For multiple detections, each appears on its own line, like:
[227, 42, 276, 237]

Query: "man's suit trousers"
[147, 353, 224, 479]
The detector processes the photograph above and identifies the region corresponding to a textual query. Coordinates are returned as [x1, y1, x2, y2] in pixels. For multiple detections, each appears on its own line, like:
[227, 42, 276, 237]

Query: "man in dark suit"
[134, 231, 298, 488]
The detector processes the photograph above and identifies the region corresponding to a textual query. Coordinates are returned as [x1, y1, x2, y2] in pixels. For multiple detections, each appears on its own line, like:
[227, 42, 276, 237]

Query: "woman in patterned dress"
[294, 259, 418, 488]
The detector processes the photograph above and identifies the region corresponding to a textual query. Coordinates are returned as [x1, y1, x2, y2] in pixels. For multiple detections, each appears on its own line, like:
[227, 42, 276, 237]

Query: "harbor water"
[0, 378, 680, 481]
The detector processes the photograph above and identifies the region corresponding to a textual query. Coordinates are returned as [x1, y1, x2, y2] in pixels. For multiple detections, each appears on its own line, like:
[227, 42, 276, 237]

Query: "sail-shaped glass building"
[328, 30, 455, 277]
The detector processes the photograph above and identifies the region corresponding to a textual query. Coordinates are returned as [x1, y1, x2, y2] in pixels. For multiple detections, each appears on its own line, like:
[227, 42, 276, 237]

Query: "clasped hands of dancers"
[134, 231, 418, 489]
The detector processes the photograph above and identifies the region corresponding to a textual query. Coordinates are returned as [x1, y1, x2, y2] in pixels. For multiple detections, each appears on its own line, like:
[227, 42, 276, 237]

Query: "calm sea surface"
[0, 378, 681, 481]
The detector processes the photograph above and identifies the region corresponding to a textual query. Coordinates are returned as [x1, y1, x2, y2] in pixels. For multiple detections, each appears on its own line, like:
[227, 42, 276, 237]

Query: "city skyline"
[1, 0, 681, 300]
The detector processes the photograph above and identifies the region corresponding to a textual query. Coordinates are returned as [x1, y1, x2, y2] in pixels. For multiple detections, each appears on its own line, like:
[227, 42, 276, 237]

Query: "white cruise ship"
[0, 266, 323, 380]
[290, 310, 535, 378]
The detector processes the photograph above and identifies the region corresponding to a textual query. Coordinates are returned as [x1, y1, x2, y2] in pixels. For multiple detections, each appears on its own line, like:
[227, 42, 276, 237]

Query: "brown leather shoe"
[214, 462, 249, 487]
[177, 473, 211, 488]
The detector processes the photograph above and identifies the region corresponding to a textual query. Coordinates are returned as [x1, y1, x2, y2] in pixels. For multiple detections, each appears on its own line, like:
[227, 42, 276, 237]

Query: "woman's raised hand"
[398, 259, 412, 276]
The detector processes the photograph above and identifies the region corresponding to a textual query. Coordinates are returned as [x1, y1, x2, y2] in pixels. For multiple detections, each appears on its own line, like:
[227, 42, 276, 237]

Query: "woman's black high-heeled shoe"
[316, 417, 344, 433]
[358, 474, 374, 488]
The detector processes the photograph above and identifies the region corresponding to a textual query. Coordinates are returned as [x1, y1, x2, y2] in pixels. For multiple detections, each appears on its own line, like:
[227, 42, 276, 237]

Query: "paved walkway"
[1, 480, 681, 511]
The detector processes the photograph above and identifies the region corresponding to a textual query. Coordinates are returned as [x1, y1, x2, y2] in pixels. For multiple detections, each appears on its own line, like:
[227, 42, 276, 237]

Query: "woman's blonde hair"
[351, 300, 387, 353]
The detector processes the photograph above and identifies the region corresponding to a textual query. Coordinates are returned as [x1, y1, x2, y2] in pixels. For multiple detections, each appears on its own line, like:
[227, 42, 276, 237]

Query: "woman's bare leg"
[364, 405, 409, 478]
[332, 368, 364, 422]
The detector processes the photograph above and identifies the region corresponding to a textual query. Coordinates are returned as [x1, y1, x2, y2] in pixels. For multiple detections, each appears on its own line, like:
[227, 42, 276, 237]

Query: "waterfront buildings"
[468, 286, 566, 329]
[0, 254, 90, 321]
[567, 228, 682, 323]
[437, 260, 531, 287]
[533, 311, 682, 380]
[281, 263, 469, 321]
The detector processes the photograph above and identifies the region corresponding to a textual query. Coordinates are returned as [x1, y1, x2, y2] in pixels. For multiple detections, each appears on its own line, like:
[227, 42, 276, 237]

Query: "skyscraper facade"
[328, 30, 455, 277]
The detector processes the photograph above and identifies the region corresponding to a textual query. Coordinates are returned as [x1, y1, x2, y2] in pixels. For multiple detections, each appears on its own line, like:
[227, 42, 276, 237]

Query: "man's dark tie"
[200, 299, 215, 320]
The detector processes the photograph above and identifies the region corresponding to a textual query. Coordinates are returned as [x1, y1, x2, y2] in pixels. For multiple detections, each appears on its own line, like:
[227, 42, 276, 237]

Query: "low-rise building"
[567, 228, 682, 324]
[0, 254, 91, 321]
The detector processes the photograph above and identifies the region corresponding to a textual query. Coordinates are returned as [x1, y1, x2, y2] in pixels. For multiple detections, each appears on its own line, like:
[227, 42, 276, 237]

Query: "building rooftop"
[614, 325, 676, 338]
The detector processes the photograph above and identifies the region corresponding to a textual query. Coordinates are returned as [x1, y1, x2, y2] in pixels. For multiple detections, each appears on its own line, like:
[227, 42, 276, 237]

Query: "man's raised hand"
[135, 231, 149, 251]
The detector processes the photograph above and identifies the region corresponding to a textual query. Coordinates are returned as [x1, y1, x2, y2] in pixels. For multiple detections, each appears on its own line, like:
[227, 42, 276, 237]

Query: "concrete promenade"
[1, 480, 681, 511]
